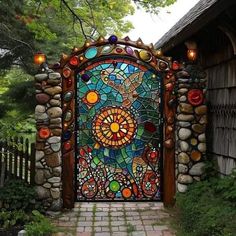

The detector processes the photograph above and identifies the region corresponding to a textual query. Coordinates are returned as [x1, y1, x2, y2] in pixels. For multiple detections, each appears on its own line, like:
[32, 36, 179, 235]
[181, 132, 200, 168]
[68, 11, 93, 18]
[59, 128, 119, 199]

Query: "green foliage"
[0, 179, 37, 211]
[4, 80, 35, 109]
[0, 0, 176, 73]
[0, 68, 36, 138]
[25, 210, 57, 236]
[0, 210, 30, 230]
[175, 170, 236, 236]
[134, 0, 176, 14]
[214, 170, 236, 203]
[0, 103, 9, 119]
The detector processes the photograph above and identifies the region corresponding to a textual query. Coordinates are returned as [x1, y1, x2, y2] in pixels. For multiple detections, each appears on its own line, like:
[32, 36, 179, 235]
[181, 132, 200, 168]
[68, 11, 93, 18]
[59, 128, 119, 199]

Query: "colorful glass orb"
[86, 91, 99, 104]
[69, 56, 79, 66]
[34, 52, 46, 65]
[63, 130, 72, 140]
[122, 188, 132, 198]
[188, 89, 203, 106]
[52, 62, 60, 69]
[108, 35, 118, 44]
[144, 121, 157, 133]
[66, 78, 72, 87]
[150, 150, 158, 159]
[63, 67, 71, 78]
[172, 61, 180, 70]
[139, 50, 152, 62]
[159, 61, 168, 70]
[39, 127, 50, 139]
[191, 150, 202, 161]
[165, 82, 174, 91]
[101, 45, 114, 54]
[81, 74, 90, 82]
[109, 180, 120, 192]
[64, 91, 73, 102]
[85, 47, 98, 59]
[64, 141, 72, 151]
[115, 47, 123, 53]
[125, 46, 133, 55]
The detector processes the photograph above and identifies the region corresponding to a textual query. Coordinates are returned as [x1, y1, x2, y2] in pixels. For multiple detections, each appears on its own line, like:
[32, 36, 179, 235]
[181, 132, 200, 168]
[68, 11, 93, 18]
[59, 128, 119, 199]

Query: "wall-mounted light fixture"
[34, 52, 46, 65]
[185, 41, 198, 62]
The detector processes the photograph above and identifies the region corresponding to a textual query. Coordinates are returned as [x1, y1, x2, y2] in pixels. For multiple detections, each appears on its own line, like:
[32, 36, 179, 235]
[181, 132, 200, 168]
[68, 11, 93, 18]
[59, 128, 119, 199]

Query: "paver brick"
[144, 225, 154, 231]
[94, 232, 110, 236]
[94, 221, 109, 226]
[76, 227, 85, 232]
[163, 230, 176, 236]
[101, 226, 110, 232]
[76, 233, 91, 236]
[94, 227, 102, 232]
[77, 221, 93, 227]
[53, 202, 175, 236]
[112, 233, 128, 236]
[153, 225, 169, 230]
[131, 231, 146, 236]
[146, 230, 163, 236]
[111, 221, 125, 226]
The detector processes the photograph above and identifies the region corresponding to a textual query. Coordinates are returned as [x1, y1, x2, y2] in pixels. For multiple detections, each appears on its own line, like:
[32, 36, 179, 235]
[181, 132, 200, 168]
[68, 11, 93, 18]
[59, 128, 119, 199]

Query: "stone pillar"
[34, 70, 63, 211]
[175, 65, 207, 193]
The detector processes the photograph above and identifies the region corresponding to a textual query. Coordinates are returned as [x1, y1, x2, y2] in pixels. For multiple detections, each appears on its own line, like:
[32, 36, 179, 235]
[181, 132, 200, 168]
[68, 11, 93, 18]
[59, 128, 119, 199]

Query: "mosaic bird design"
[101, 69, 144, 107]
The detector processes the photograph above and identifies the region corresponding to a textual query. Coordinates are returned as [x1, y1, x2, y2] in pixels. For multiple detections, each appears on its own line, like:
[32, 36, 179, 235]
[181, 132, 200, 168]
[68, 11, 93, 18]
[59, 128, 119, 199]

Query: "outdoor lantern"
[34, 52, 46, 65]
[187, 49, 197, 61]
[185, 41, 198, 62]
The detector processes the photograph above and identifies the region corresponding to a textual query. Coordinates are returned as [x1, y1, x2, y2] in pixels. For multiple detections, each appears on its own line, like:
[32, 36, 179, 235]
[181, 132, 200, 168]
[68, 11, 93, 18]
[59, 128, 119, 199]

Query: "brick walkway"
[52, 202, 175, 236]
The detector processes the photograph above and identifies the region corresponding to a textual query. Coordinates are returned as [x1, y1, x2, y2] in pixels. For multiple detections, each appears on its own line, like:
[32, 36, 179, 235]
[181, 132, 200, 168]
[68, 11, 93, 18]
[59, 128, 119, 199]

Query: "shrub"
[3, 80, 35, 111]
[0, 103, 9, 118]
[25, 210, 57, 236]
[175, 170, 236, 236]
[0, 210, 30, 230]
[0, 179, 38, 211]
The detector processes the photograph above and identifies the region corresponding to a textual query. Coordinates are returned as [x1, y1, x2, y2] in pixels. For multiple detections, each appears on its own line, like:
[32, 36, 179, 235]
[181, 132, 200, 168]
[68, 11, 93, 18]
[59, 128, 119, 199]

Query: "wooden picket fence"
[0, 136, 35, 187]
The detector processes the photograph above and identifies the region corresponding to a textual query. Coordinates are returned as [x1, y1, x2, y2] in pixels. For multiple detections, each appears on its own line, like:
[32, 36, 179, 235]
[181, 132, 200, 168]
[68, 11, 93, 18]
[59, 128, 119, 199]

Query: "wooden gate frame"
[53, 36, 176, 208]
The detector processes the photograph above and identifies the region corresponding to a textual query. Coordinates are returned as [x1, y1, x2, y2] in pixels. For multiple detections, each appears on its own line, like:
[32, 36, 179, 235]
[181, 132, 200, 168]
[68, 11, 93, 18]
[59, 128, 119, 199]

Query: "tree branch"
[60, 0, 88, 39]
[0, 23, 34, 54]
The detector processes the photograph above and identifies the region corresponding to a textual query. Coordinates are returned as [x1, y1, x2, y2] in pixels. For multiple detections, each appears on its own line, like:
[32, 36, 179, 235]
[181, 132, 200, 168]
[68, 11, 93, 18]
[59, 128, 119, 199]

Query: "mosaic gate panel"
[76, 54, 163, 201]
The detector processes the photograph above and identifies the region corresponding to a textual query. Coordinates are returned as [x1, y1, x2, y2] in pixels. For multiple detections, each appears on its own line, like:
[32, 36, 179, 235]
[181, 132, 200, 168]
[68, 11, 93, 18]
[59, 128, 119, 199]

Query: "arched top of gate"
[52, 35, 172, 74]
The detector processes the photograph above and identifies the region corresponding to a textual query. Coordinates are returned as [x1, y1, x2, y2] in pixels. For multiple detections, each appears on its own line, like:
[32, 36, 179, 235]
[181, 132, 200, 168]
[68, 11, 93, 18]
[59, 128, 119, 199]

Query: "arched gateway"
[35, 36, 177, 210]
[61, 36, 176, 206]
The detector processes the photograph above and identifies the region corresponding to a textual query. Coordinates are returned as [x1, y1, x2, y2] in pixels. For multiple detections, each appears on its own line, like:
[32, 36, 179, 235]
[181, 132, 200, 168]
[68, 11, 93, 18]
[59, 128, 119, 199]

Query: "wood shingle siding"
[155, 0, 236, 175]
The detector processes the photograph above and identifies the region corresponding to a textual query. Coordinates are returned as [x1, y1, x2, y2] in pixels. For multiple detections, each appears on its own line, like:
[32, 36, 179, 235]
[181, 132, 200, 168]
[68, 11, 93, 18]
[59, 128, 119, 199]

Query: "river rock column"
[176, 65, 207, 193]
[34, 70, 63, 211]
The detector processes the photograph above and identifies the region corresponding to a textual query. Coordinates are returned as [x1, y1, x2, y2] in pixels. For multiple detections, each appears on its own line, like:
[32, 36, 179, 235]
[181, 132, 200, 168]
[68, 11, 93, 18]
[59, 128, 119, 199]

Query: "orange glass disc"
[39, 127, 50, 139]
[86, 91, 99, 104]
[122, 188, 132, 198]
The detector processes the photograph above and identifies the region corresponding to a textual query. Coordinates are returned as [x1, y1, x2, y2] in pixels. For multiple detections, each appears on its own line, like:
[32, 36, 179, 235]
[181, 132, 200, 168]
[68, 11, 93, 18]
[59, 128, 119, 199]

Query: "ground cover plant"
[0, 179, 57, 235]
[175, 168, 236, 236]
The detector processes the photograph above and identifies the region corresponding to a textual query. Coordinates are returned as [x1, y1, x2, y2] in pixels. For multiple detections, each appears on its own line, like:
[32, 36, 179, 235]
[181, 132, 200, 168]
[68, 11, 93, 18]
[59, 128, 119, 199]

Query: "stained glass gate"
[74, 39, 166, 201]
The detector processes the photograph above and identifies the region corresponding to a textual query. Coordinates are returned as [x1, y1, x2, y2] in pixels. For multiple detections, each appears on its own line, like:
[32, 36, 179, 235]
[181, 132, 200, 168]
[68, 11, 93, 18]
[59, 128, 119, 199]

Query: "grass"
[91, 204, 96, 236]
[122, 205, 136, 235]
[126, 222, 135, 234]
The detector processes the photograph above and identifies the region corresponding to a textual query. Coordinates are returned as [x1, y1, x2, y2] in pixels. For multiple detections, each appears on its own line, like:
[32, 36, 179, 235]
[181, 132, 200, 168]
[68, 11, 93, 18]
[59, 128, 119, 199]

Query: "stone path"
[52, 202, 175, 236]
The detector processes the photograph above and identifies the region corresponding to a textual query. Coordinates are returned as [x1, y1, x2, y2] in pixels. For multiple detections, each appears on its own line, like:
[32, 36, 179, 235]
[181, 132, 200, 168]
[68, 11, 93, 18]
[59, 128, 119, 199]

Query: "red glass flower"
[188, 89, 203, 106]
